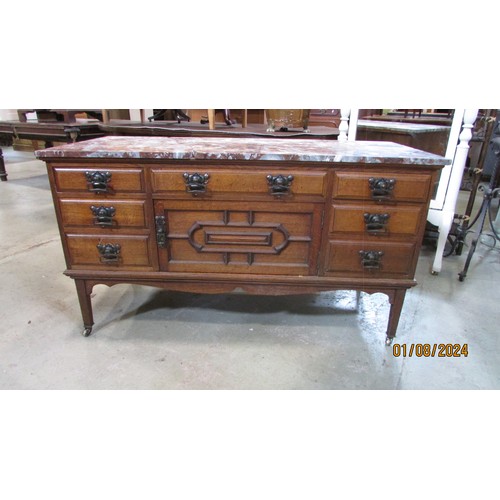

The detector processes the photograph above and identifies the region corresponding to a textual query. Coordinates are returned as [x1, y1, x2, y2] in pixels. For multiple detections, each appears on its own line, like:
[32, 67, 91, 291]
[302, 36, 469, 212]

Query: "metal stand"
[458, 140, 500, 281]
[0, 147, 7, 181]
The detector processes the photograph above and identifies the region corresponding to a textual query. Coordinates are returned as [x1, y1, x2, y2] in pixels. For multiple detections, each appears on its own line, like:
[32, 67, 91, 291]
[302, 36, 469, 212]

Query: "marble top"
[34, 136, 450, 165]
[357, 119, 451, 133]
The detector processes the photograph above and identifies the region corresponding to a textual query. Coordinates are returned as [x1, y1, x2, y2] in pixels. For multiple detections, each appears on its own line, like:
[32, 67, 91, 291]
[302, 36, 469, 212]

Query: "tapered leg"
[385, 289, 407, 345]
[74, 279, 94, 336]
[0, 147, 7, 181]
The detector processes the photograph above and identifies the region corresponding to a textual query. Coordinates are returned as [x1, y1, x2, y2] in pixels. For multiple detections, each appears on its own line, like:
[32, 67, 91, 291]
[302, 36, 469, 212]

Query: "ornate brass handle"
[97, 242, 121, 264]
[90, 205, 116, 227]
[364, 213, 390, 234]
[368, 177, 395, 201]
[359, 250, 384, 269]
[267, 174, 294, 195]
[85, 171, 112, 194]
[183, 172, 209, 193]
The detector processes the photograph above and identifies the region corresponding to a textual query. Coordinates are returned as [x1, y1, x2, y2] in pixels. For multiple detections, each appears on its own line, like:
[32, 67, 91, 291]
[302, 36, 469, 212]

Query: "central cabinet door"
[155, 200, 323, 275]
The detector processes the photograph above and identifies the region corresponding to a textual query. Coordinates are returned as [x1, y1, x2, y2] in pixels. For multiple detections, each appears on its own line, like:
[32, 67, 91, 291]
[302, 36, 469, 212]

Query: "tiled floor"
[1, 146, 499, 389]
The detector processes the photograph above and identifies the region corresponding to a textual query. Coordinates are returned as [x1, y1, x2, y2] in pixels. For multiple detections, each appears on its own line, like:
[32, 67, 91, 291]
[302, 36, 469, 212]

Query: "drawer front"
[329, 204, 423, 236]
[151, 168, 326, 197]
[325, 240, 416, 277]
[59, 199, 147, 229]
[65, 234, 155, 271]
[332, 171, 431, 202]
[53, 167, 144, 193]
[156, 200, 323, 275]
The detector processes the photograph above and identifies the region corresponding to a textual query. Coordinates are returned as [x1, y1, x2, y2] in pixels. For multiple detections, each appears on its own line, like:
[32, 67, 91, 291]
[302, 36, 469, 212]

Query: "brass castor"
[385, 336, 394, 346]
[82, 327, 93, 337]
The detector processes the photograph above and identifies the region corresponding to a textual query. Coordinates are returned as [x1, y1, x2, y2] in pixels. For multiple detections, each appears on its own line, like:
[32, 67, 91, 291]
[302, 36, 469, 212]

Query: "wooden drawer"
[332, 171, 431, 202]
[53, 166, 144, 193]
[156, 199, 323, 275]
[151, 168, 326, 198]
[329, 204, 423, 236]
[65, 234, 155, 271]
[324, 240, 416, 277]
[59, 199, 148, 229]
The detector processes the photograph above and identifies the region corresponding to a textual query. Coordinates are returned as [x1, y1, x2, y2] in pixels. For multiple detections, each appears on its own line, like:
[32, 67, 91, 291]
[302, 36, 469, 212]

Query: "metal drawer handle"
[183, 172, 209, 194]
[85, 171, 112, 194]
[368, 177, 395, 201]
[267, 174, 294, 195]
[90, 205, 116, 227]
[97, 242, 121, 264]
[155, 215, 167, 248]
[359, 250, 384, 269]
[364, 213, 390, 234]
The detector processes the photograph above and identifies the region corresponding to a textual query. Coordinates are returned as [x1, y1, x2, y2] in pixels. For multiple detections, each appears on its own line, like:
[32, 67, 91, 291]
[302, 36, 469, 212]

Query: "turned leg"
[207, 109, 216, 130]
[431, 210, 454, 275]
[385, 289, 407, 345]
[74, 279, 94, 336]
[0, 147, 7, 181]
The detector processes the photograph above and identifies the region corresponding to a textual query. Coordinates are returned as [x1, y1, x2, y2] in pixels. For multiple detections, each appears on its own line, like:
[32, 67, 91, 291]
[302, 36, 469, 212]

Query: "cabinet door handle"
[183, 172, 209, 194]
[90, 205, 116, 227]
[359, 250, 384, 269]
[368, 177, 395, 201]
[364, 213, 390, 234]
[267, 174, 294, 195]
[97, 242, 121, 264]
[85, 171, 112, 194]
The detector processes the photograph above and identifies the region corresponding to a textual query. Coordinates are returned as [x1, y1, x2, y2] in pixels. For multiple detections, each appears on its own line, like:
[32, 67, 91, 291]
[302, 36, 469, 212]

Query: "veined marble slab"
[35, 136, 450, 165]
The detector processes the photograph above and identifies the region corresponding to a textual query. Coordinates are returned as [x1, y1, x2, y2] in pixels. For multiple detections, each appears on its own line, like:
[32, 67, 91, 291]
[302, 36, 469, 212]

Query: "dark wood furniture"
[362, 112, 453, 126]
[17, 109, 103, 122]
[99, 120, 339, 140]
[0, 120, 104, 181]
[148, 109, 191, 123]
[35, 137, 447, 345]
[356, 120, 451, 156]
[308, 109, 341, 128]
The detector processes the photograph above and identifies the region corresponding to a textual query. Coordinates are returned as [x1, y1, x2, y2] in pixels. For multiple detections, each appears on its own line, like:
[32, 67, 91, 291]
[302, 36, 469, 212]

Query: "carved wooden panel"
[156, 200, 323, 275]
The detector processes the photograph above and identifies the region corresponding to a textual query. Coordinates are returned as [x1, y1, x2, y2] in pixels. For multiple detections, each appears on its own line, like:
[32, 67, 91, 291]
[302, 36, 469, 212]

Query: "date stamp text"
[392, 343, 468, 357]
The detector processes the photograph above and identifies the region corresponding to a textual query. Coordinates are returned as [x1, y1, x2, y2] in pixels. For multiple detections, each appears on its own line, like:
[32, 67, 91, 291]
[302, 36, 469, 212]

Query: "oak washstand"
[35, 137, 448, 345]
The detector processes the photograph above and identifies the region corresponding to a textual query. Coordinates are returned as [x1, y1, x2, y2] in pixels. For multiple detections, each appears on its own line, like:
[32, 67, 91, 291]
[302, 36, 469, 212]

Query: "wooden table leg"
[208, 109, 216, 130]
[385, 288, 407, 345]
[0, 147, 7, 181]
[75, 279, 94, 337]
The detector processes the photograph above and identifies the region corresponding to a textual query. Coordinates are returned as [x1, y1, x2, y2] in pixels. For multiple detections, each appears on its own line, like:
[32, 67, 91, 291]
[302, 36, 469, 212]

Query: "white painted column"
[430, 108, 478, 274]
[338, 109, 350, 141]
[347, 108, 359, 141]
[429, 109, 465, 211]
